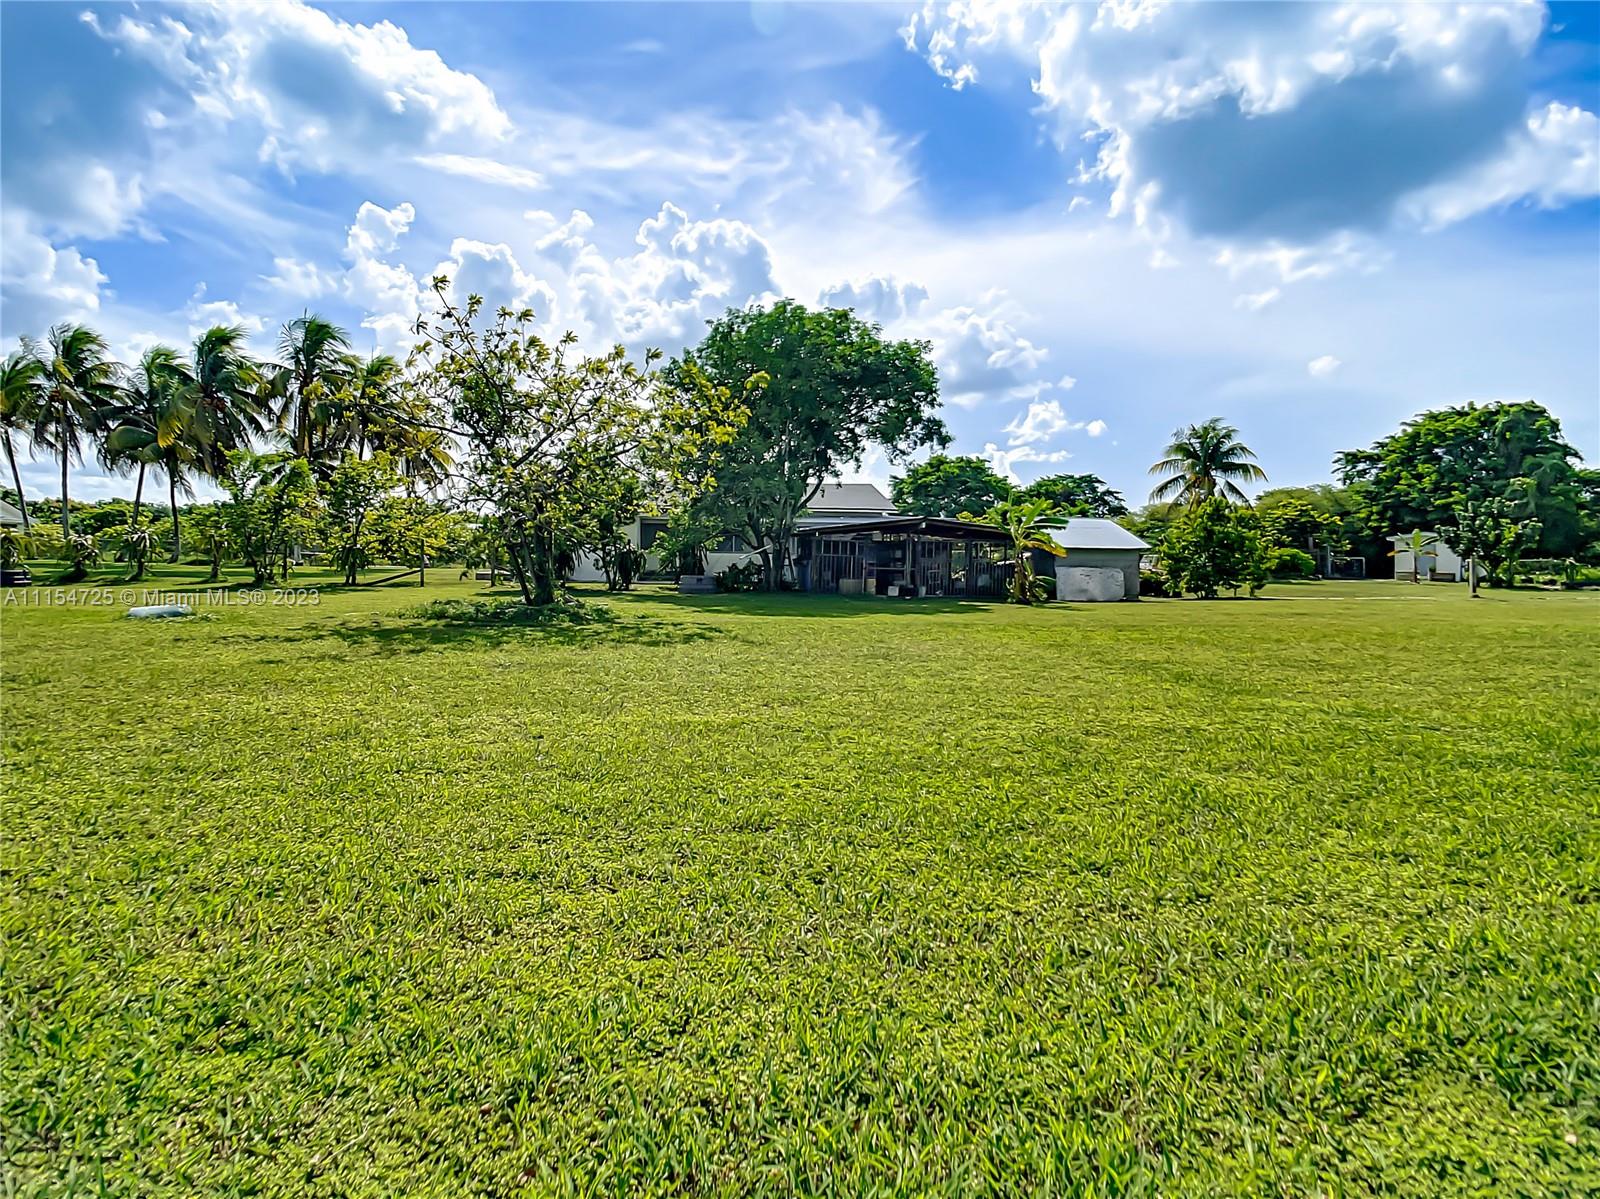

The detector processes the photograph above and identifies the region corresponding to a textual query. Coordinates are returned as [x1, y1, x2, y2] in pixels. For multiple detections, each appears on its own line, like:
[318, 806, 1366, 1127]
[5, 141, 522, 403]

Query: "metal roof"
[0, 499, 22, 527]
[804, 483, 897, 514]
[1043, 518, 1149, 552]
[796, 515, 1011, 541]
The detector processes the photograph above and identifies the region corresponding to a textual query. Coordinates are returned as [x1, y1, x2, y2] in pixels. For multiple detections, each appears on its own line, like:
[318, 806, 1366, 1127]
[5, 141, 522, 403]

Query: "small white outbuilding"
[1045, 518, 1150, 601]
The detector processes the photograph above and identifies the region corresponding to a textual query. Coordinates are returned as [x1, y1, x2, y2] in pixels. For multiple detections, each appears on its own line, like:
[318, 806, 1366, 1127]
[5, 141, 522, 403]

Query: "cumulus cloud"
[185, 282, 264, 337]
[818, 275, 930, 324]
[919, 298, 1048, 408]
[1307, 354, 1341, 377]
[260, 255, 337, 298]
[904, 1, 1595, 254]
[0, 214, 107, 337]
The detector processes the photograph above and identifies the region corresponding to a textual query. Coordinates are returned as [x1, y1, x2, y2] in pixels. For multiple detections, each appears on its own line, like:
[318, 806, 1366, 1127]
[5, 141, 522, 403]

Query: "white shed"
[1044, 519, 1150, 601]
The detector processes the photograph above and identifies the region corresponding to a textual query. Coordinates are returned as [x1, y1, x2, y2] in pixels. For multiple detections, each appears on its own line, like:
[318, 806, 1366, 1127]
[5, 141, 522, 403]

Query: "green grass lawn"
[3, 571, 1597, 1196]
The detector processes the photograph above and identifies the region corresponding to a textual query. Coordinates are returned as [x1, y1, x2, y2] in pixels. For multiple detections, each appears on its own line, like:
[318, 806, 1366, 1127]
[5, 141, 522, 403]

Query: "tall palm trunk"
[168, 473, 181, 562]
[60, 442, 70, 536]
[3, 432, 28, 531]
[131, 462, 146, 527]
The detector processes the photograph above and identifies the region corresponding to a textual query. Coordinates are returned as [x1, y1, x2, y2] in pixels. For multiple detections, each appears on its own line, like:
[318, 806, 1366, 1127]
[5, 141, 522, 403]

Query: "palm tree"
[962, 497, 1065, 604]
[271, 314, 351, 465]
[1148, 418, 1268, 506]
[103, 346, 197, 548]
[331, 353, 405, 459]
[1, 350, 45, 531]
[187, 324, 264, 473]
[29, 324, 121, 536]
[391, 424, 454, 495]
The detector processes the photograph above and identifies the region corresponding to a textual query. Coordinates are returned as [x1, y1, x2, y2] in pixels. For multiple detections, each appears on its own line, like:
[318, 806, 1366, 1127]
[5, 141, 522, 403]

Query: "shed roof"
[1044, 518, 1149, 552]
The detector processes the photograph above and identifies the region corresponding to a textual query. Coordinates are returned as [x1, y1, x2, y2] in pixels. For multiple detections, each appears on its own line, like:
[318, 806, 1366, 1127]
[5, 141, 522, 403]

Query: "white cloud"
[1307, 354, 1341, 377]
[260, 255, 336, 297]
[416, 154, 545, 191]
[982, 441, 1071, 482]
[1234, 288, 1281, 312]
[346, 201, 417, 259]
[0, 214, 107, 337]
[1004, 397, 1072, 445]
[919, 298, 1048, 408]
[903, 1, 1593, 276]
[1403, 103, 1600, 228]
[185, 282, 264, 337]
[1085, 419, 1107, 437]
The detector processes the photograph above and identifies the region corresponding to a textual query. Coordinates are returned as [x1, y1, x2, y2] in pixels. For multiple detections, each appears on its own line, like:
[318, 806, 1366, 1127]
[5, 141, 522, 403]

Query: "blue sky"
[3, 0, 1597, 507]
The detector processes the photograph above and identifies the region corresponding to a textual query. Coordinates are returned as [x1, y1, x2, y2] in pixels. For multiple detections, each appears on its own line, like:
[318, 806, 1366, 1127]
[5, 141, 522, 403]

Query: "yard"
[3, 574, 1597, 1196]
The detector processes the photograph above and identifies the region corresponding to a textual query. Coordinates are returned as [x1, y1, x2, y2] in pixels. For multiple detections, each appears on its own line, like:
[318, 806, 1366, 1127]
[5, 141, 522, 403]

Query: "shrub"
[716, 561, 763, 592]
[407, 597, 614, 626]
[1266, 546, 1316, 578]
[1139, 569, 1171, 597]
[55, 533, 99, 583]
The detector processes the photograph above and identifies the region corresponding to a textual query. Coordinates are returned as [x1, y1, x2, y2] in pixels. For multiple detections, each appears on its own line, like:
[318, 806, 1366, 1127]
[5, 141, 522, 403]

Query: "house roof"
[795, 515, 1011, 541]
[0, 499, 22, 527]
[805, 483, 897, 515]
[1044, 518, 1149, 552]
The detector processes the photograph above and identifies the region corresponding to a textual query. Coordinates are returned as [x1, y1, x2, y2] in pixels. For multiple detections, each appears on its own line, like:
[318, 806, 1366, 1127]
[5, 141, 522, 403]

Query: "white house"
[1388, 531, 1481, 582]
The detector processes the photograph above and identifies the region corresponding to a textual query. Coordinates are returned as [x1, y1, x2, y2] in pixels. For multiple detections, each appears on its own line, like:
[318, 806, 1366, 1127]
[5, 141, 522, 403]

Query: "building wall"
[1052, 549, 1141, 599]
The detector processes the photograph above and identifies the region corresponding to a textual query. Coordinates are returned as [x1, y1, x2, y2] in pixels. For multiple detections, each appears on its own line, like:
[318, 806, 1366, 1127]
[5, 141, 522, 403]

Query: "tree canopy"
[891, 454, 1011, 517]
[1016, 472, 1128, 518]
[672, 301, 946, 588]
[1335, 400, 1595, 556]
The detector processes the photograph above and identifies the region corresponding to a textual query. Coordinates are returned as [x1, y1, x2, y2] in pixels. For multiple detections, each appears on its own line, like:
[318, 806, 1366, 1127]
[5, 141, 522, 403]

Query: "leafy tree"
[1160, 498, 1270, 598]
[1256, 493, 1344, 573]
[1437, 498, 1543, 594]
[27, 324, 121, 537]
[891, 454, 1012, 517]
[102, 345, 197, 549]
[1121, 501, 1183, 546]
[269, 314, 351, 466]
[1, 351, 45, 530]
[1149, 418, 1267, 506]
[221, 451, 317, 585]
[674, 301, 945, 589]
[186, 505, 232, 582]
[1336, 401, 1590, 555]
[322, 453, 400, 584]
[368, 496, 465, 586]
[961, 497, 1064, 605]
[1016, 472, 1128, 518]
[329, 353, 405, 459]
[410, 279, 745, 606]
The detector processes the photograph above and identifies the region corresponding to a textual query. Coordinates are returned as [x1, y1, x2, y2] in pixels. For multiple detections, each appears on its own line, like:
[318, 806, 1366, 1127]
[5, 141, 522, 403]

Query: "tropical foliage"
[961, 497, 1064, 605]
[1160, 498, 1271, 598]
[1149, 418, 1268, 506]
[891, 454, 1012, 517]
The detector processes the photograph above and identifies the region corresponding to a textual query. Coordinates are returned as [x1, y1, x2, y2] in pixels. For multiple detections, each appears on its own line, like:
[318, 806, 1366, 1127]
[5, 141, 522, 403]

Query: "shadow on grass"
[622, 589, 1007, 619]
[317, 612, 729, 654]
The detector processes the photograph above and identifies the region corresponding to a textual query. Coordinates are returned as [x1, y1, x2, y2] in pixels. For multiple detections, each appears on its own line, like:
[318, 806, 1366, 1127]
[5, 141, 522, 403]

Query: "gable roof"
[0, 499, 22, 527]
[1045, 517, 1149, 552]
[805, 483, 897, 515]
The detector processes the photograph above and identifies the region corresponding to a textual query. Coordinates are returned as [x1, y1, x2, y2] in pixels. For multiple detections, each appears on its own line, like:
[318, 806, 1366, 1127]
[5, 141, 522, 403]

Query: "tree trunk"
[507, 539, 536, 606]
[1467, 557, 1479, 598]
[131, 462, 146, 529]
[3, 433, 29, 531]
[60, 445, 70, 537]
[168, 473, 182, 561]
